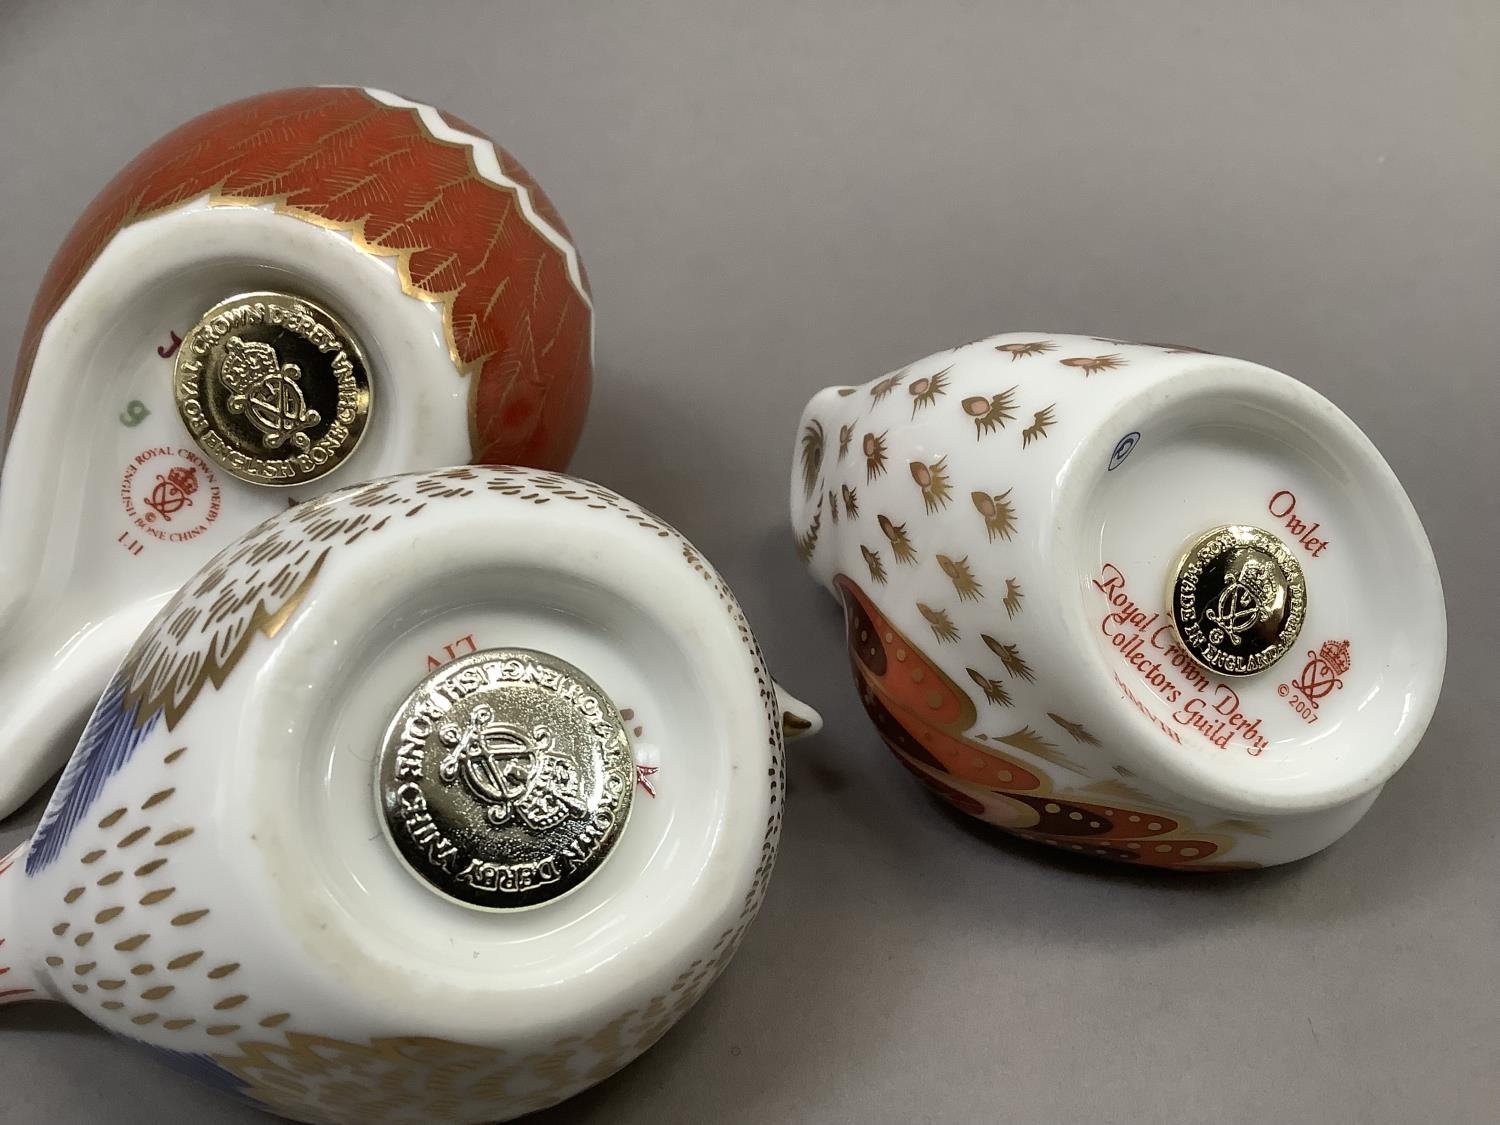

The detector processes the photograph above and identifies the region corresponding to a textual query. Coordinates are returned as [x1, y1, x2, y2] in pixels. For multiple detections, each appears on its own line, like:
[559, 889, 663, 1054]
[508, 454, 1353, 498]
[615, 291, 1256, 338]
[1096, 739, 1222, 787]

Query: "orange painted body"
[835, 574, 1246, 870]
[7, 87, 592, 470]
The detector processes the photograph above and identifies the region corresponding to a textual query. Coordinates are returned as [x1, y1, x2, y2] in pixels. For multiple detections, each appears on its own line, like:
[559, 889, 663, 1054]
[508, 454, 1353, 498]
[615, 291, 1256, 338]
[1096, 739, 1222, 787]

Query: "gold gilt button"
[1168, 524, 1307, 677]
[173, 291, 371, 486]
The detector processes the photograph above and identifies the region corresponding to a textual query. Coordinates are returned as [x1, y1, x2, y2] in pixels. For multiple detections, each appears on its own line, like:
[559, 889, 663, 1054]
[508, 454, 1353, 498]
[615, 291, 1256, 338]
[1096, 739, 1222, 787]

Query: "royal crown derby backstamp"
[0, 86, 595, 823]
[0, 60, 1457, 1125]
[792, 332, 1443, 869]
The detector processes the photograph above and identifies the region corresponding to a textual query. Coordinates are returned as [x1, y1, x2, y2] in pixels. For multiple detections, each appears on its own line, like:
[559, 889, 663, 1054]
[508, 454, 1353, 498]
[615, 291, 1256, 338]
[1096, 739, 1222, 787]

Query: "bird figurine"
[0, 466, 819, 1123]
[791, 332, 1443, 869]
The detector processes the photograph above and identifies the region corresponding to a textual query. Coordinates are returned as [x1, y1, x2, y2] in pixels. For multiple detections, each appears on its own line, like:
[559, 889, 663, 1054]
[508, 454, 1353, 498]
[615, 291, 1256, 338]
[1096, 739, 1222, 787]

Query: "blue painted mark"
[1107, 431, 1140, 471]
[131, 1042, 271, 1111]
[26, 673, 160, 874]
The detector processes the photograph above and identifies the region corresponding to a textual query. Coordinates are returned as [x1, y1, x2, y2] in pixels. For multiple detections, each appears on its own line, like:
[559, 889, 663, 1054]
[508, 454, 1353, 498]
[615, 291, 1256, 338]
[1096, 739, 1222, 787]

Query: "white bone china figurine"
[792, 333, 1443, 868]
[0, 86, 594, 819]
[0, 466, 819, 1124]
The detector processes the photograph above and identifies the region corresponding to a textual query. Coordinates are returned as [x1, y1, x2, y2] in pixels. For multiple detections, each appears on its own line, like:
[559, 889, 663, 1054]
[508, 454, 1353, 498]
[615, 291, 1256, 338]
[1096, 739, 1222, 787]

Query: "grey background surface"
[1, 2, 1496, 1122]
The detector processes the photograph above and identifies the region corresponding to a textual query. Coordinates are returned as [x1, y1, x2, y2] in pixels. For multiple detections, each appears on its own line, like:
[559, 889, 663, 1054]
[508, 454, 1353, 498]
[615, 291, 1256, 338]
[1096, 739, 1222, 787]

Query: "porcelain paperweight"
[0, 466, 819, 1123]
[792, 333, 1444, 868]
[0, 86, 594, 819]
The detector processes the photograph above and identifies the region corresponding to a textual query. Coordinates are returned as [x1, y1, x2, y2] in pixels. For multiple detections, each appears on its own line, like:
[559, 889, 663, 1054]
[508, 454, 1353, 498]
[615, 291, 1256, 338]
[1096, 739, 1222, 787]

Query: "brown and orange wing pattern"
[834, 573, 1244, 870]
[8, 87, 591, 470]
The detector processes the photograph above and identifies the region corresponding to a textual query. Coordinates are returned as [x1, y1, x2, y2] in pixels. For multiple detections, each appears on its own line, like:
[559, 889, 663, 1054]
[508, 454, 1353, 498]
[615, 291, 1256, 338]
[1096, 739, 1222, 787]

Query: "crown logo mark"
[1205, 555, 1278, 647]
[1285, 637, 1352, 705]
[163, 466, 198, 497]
[1319, 639, 1352, 676]
[142, 464, 199, 522]
[220, 335, 320, 451]
[437, 705, 587, 832]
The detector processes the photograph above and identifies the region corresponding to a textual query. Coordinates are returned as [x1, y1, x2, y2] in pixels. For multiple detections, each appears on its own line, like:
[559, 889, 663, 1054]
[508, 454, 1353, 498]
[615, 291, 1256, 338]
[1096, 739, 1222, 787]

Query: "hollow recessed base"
[1055, 363, 1444, 815]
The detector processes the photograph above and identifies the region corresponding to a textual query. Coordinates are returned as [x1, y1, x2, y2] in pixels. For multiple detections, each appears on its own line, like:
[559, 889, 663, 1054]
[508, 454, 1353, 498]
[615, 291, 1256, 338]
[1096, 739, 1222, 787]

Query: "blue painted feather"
[26, 672, 159, 874]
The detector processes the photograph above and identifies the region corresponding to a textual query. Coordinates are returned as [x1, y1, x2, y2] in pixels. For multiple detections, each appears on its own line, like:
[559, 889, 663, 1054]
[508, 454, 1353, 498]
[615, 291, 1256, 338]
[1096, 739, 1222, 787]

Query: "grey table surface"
[1, 2, 1496, 1122]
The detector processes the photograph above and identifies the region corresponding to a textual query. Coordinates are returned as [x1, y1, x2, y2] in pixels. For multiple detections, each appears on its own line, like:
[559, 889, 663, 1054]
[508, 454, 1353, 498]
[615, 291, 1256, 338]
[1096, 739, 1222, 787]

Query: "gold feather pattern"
[995, 340, 1056, 360]
[837, 423, 854, 461]
[994, 725, 1056, 756]
[918, 603, 960, 644]
[3, 88, 595, 472]
[1047, 712, 1100, 745]
[966, 668, 1012, 707]
[982, 635, 1035, 682]
[799, 420, 824, 499]
[936, 554, 983, 602]
[870, 371, 904, 402]
[908, 366, 951, 416]
[861, 545, 888, 585]
[841, 483, 860, 520]
[1060, 354, 1125, 375]
[1021, 404, 1056, 448]
[794, 498, 823, 564]
[962, 387, 1019, 437]
[1002, 578, 1024, 618]
[117, 473, 488, 729]
[910, 457, 953, 514]
[985, 724, 1091, 774]
[972, 489, 1018, 542]
[864, 431, 889, 482]
[878, 515, 917, 564]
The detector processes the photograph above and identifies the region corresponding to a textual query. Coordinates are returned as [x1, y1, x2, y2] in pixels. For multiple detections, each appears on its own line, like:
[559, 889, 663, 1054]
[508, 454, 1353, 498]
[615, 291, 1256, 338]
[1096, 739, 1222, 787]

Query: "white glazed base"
[0, 200, 468, 818]
[793, 333, 1444, 868]
[2, 467, 801, 1124]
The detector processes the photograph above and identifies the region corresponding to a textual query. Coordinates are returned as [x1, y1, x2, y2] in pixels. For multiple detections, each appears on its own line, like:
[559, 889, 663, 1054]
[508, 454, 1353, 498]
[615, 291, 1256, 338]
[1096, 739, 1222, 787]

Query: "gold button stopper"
[173, 291, 372, 486]
[1168, 524, 1307, 677]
